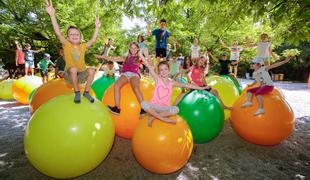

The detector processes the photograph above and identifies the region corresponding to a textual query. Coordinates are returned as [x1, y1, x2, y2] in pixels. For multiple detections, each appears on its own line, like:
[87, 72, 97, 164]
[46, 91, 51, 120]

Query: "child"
[177, 56, 232, 109]
[45, 0, 100, 103]
[209, 52, 241, 87]
[94, 42, 146, 115]
[174, 56, 192, 81]
[54, 48, 65, 78]
[166, 43, 176, 61]
[248, 33, 277, 66]
[103, 61, 115, 78]
[241, 56, 292, 115]
[137, 35, 149, 74]
[168, 54, 180, 79]
[221, 40, 243, 76]
[38, 53, 55, 83]
[14, 41, 25, 77]
[96, 36, 117, 73]
[190, 37, 200, 64]
[139, 51, 210, 127]
[20, 43, 45, 76]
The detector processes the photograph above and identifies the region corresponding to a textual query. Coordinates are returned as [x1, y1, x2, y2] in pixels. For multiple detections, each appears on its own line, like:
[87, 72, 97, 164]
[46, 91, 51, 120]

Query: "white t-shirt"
[103, 66, 115, 76]
[253, 67, 273, 86]
[257, 42, 271, 58]
[190, 45, 200, 59]
[228, 46, 243, 61]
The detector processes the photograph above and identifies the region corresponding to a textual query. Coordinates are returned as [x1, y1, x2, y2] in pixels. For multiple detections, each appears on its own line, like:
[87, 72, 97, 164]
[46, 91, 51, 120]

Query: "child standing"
[221, 40, 243, 76]
[38, 53, 55, 83]
[14, 41, 25, 77]
[168, 54, 180, 79]
[248, 33, 277, 66]
[190, 38, 200, 64]
[139, 51, 210, 127]
[94, 42, 146, 115]
[45, 0, 99, 103]
[241, 57, 292, 115]
[22, 43, 45, 76]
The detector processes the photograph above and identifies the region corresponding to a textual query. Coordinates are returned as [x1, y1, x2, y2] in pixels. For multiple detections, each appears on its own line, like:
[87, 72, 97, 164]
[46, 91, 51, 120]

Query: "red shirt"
[16, 50, 25, 64]
[189, 65, 205, 86]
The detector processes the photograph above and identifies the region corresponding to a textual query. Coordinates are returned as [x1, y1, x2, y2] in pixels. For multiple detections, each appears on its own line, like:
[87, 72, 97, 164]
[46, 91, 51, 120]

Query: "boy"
[38, 53, 55, 83]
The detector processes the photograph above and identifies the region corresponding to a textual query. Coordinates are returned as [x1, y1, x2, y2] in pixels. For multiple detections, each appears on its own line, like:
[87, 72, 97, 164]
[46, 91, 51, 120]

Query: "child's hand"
[15, 40, 19, 44]
[95, 16, 101, 28]
[40, 48, 45, 51]
[202, 86, 211, 90]
[45, 0, 55, 16]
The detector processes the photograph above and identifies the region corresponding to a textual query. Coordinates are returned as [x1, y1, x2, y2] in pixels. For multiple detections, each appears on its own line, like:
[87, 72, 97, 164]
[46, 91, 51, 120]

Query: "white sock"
[254, 108, 265, 116]
[241, 101, 253, 108]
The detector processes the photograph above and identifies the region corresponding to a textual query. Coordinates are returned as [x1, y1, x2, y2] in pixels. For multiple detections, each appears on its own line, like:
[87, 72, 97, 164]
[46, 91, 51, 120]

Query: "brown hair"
[157, 61, 170, 70]
[182, 56, 192, 69]
[137, 35, 144, 43]
[194, 57, 207, 69]
[66, 25, 82, 38]
[125, 42, 140, 64]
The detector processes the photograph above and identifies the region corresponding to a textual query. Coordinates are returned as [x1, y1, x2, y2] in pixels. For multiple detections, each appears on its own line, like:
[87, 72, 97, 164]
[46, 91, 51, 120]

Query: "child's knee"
[170, 106, 179, 115]
[67, 67, 77, 74]
[87, 68, 96, 75]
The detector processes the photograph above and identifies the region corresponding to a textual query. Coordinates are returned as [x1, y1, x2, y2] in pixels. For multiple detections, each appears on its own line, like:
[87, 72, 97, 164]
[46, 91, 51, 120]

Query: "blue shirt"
[152, 29, 170, 49]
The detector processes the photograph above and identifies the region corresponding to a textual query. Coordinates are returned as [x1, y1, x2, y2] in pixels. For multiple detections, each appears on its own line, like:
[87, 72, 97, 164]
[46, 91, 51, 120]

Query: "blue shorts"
[25, 61, 34, 68]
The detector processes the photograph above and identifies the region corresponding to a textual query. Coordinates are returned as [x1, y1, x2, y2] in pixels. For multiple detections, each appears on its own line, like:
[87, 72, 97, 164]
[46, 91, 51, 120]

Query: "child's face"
[138, 36, 142, 42]
[260, 35, 268, 42]
[222, 55, 228, 60]
[68, 28, 81, 44]
[198, 58, 205, 67]
[25, 45, 31, 50]
[108, 39, 113, 45]
[108, 63, 114, 70]
[159, 64, 170, 78]
[251, 63, 260, 70]
[186, 59, 191, 65]
[160, 22, 166, 29]
[232, 41, 238, 46]
[44, 57, 49, 61]
[172, 56, 177, 62]
[129, 44, 139, 55]
[194, 38, 198, 45]
[59, 49, 64, 56]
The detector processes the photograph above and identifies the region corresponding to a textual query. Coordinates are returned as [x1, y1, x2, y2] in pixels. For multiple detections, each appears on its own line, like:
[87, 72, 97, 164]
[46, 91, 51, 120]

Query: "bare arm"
[139, 50, 159, 81]
[208, 52, 218, 61]
[45, 0, 67, 45]
[172, 43, 176, 52]
[269, 45, 277, 60]
[220, 39, 228, 48]
[94, 54, 124, 62]
[173, 81, 209, 90]
[266, 56, 292, 70]
[147, 22, 152, 36]
[33, 48, 45, 53]
[86, 16, 101, 48]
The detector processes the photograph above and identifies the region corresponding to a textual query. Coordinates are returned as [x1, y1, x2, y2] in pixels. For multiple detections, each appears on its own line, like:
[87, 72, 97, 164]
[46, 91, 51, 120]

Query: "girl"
[137, 35, 150, 74]
[241, 56, 292, 116]
[190, 38, 200, 64]
[177, 56, 231, 109]
[247, 33, 277, 66]
[221, 40, 244, 76]
[94, 42, 146, 115]
[139, 50, 210, 127]
[45, 0, 99, 103]
[174, 56, 192, 80]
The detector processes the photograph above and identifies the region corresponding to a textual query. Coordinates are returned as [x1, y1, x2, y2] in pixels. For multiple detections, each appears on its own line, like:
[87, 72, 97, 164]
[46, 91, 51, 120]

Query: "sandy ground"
[0, 79, 309, 179]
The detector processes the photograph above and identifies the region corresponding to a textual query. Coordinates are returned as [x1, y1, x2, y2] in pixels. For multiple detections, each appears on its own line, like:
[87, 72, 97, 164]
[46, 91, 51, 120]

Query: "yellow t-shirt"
[63, 41, 87, 72]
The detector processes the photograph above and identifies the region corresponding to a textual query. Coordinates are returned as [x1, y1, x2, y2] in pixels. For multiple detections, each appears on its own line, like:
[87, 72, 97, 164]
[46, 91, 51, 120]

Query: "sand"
[0, 80, 309, 179]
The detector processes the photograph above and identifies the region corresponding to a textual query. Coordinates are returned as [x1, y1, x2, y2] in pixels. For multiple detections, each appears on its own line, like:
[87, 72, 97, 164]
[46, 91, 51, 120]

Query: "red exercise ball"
[231, 93, 294, 145]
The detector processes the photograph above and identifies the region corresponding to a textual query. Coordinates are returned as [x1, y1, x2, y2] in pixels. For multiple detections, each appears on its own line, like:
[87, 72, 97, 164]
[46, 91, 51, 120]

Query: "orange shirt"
[63, 41, 87, 72]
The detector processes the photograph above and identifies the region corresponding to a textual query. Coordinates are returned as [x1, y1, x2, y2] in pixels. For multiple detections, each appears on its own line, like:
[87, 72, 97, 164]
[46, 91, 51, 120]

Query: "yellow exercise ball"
[0, 79, 16, 100]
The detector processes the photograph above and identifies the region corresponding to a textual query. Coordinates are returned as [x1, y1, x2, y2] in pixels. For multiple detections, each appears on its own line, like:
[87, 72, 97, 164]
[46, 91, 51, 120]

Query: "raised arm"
[86, 16, 101, 48]
[172, 43, 176, 52]
[139, 50, 158, 81]
[208, 52, 218, 61]
[173, 81, 209, 90]
[33, 48, 45, 53]
[94, 54, 124, 62]
[147, 22, 152, 36]
[45, 0, 67, 45]
[266, 56, 292, 70]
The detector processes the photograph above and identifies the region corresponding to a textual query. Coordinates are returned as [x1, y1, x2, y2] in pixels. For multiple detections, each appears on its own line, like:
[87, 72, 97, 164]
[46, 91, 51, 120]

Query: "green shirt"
[55, 56, 65, 71]
[38, 59, 53, 71]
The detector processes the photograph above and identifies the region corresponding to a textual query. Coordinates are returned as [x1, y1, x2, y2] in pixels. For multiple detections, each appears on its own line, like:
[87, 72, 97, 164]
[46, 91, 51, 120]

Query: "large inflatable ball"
[178, 90, 224, 143]
[221, 75, 242, 94]
[12, 76, 42, 104]
[231, 93, 294, 145]
[0, 79, 15, 100]
[206, 75, 239, 120]
[132, 116, 193, 174]
[30, 79, 95, 114]
[102, 79, 154, 139]
[28, 88, 37, 103]
[24, 94, 115, 178]
[91, 76, 115, 101]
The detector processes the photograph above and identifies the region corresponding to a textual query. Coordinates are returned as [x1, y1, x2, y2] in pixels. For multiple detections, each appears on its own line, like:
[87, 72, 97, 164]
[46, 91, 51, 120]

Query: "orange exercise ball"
[132, 116, 193, 174]
[242, 85, 284, 98]
[30, 79, 95, 114]
[102, 79, 154, 139]
[231, 93, 294, 145]
[12, 76, 42, 104]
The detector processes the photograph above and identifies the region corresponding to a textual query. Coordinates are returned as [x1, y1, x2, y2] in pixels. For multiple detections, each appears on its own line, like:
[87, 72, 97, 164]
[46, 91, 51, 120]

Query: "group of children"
[16, 0, 292, 127]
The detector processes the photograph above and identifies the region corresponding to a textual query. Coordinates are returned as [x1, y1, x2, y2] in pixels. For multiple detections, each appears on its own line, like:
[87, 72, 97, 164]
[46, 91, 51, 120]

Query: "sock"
[74, 91, 81, 104]
[83, 91, 95, 103]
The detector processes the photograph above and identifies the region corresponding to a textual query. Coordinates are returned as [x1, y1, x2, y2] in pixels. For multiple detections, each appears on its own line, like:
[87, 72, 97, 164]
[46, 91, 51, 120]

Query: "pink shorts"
[247, 86, 274, 96]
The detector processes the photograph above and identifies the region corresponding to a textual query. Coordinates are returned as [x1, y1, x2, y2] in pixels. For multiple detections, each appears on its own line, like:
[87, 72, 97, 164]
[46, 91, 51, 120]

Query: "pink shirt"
[189, 66, 205, 87]
[16, 50, 25, 64]
[121, 56, 140, 74]
[151, 77, 173, 106]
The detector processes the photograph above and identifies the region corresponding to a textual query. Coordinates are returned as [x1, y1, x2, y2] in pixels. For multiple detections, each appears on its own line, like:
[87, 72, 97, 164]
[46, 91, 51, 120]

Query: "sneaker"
[74, 91, 81, 104]
[254, 108, 265, 116]
[108, 106, 121, 114]
[241, 101, 252, 108]
[140, 108, 147, 116]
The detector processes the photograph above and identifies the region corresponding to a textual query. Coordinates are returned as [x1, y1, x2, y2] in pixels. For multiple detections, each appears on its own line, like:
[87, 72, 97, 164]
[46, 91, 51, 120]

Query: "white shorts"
[25, 61, 34, 68]
[121, 72, 140, 80]
[141, 101, 179, 115]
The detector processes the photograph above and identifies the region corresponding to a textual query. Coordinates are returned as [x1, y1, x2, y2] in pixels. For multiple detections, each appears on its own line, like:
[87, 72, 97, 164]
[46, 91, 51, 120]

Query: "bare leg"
[130, 76, 144, 104]
[84, 68, 95, 92]
[114, 75, 128, 109]
[31, 68, 34, 76]
[210, 89, 232, 110]
[145, 108, 176, 127]
[254, 95, 265, 116]
[25, 67, 28, 76]
[68, 67, 79, 92]
[173, 92, 186, 106]
[234, 65, 238, 77]
[241, 92, 254, 108]
[229, 65, 234, 75]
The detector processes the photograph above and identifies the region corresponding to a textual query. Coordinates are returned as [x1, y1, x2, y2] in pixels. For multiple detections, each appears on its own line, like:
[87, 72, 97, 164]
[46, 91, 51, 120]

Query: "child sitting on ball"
[139, 49, 209, 127]
[241, 56, 292, 115]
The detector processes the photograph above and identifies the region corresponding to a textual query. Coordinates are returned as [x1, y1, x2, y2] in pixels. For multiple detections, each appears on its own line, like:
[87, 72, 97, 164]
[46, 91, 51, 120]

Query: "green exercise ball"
[28, 88, 37, 103]
[91, 76, 115, 101]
